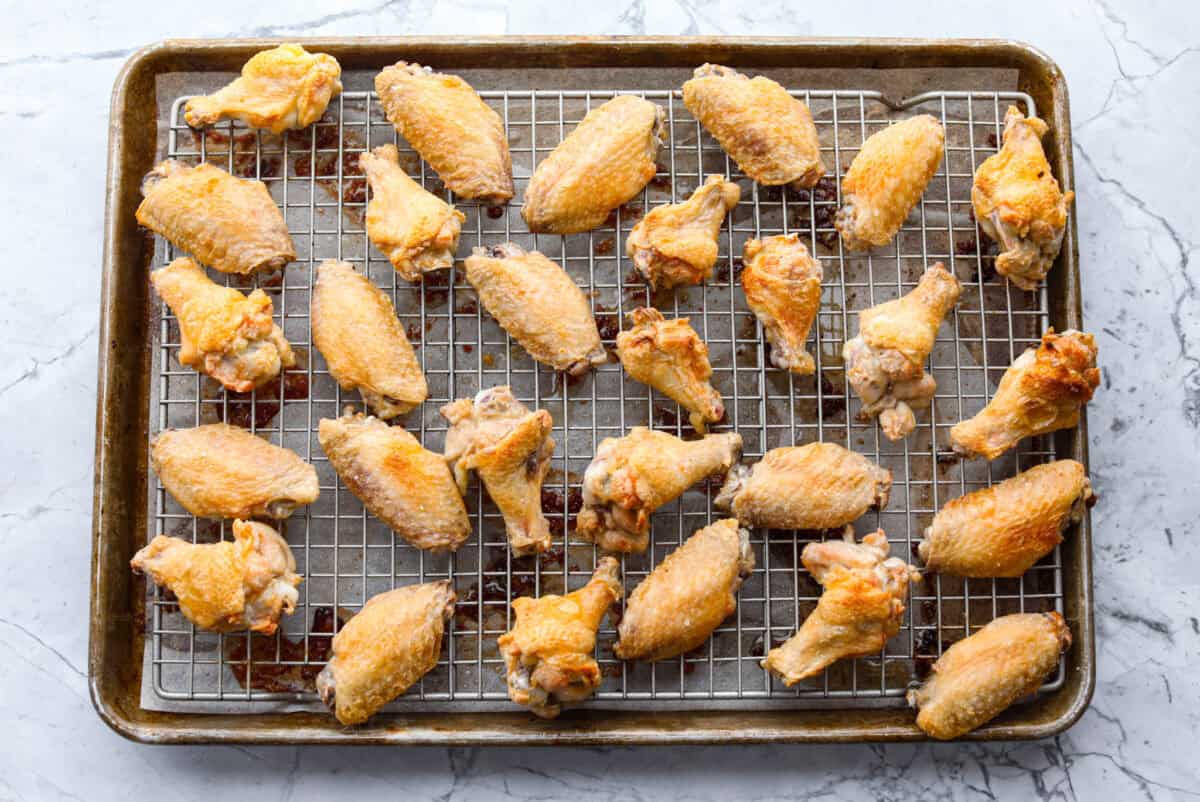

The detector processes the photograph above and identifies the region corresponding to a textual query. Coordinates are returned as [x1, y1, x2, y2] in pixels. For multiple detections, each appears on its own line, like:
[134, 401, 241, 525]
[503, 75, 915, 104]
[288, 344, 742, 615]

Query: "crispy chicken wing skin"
[715, 443, 891, 530]
[972, 107, 1075, 290]
[951, 329, 1099, 460]
[131, 521, 301, 634]
[498, 557, 622, 718]
[136, 160, 295, 275]
[835, 115, 945, 251]
[151, 424, 318, 519]
[741, 234, 824, 374]
[682, 64, 825, 189]
[151, 257, 295, 393]
[616, 307, 724, 433]
[627, 175, 740, 290]
[311, 260, 428, 420]
[318, 413, 470, 552]
[441, 387, 555, 556]
[184, 44, 341, 134]
[762, 529, 918, 685]
[908, 611, 1071, 740]
[522, 95, 665, 234]
[577, 428, 742, 554]
[374, 62, 513, 204]
[843, 262, 961, 440]
[615, 519, 754, 661]
[919, 460, 1092, 578]
[464, 244, 607, 375]
[316, 581, 455, 725]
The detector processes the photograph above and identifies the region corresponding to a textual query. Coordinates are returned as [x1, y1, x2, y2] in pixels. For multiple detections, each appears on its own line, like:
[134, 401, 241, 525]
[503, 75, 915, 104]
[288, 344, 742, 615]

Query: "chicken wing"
[151, 423, 319, 519]
[184, 44, 342, 134]
[741, 234, 824, 374]
[627, 175, 741, 290]
[576, 427, 742, 553]
[715, 443, 891, 530]
[498, 557, 622, 718]
[951, 329, 1099, 460]
[762, 528, 918, 685]
[908, 611, 1071, 739]
[463, 243, 606, 375]
[522, 95, 665, 234]
[151, 257, 295, 392]
[131, 520, 301, 634]
[441, 387, 555, 556]
[835, 115, 945, 251]
[682, 64, 825, 189]
[615, 519, 754, 661]
[919, 460, 1092, 578]
[136, 160, 295, 275]
[843, 262, 961, 440]
[316, 580, 455, 726]
[972, 107, 1075, 290]
[375, 62, 513, 204]
[311, 260, 428, 420]
[318, 413, 470, 552]
[616, 307, 724, 433]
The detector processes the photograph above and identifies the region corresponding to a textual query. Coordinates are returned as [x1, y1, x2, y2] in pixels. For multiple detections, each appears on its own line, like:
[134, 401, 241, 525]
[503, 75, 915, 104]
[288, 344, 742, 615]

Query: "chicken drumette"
[627, 174, 741, 290]
[741, 234, 824, 375]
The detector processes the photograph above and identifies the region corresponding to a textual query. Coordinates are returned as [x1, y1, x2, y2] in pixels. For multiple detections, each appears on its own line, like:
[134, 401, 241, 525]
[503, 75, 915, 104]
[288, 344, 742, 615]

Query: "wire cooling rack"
[145, 83, 1063, 711]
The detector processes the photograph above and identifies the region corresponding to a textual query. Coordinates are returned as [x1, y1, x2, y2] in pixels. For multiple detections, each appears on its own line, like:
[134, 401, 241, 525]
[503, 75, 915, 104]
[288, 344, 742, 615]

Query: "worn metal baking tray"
[92, 37, 1091, 744]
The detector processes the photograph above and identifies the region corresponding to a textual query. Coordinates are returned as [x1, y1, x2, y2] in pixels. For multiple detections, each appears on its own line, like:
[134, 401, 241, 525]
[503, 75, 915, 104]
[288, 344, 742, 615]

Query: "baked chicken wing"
[151, 257, 295, 392]
[522, 94, 665, 234]
[843, 262, 962, 440]
[375, 62, 513, 204]
[682, 64, 825, 189]
[311, 260, 428, 420]
[908, 611, 1071, 739]
[741, 234, 824, 374]
[951, 329, 1099, 460]
[137, 160, 295, 275]
[184, 44, 342, 134]
[835, 115, 945, 251]
[151, 423, 319, 519]
[972, 107, 1075, 290]
[441, 387, 555, 556]
[576, 428, 742, 554]
[627, 174, 741, 290]
[498, 557, 622, 718]
[131, 520, 301, 634]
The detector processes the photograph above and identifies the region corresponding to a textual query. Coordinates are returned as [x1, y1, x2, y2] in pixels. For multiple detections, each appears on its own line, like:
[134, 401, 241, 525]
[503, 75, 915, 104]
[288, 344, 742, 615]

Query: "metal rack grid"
[146, 82, 1064, 711]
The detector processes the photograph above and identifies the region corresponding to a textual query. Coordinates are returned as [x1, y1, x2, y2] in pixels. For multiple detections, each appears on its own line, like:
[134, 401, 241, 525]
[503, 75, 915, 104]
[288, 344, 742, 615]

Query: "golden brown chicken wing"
[375, 62, 513, 204]
[627, 175, 740, 290]
[908, 611, 1071, 740]
[843, 262, 961, 440]
[616, 307, 724, 433]
[951, 329, 1099, 461]
[615, 519, 754, 661]
[311, 260, 428, 420]
[522, 94, 665, 234]
[151, 257, 295, 393]
[441, 387, 555, 556]
[972, 107, 1075, 290]
[184, 44, 342, 134]
[682, 64, 825, 189]
[131, 520, 301, 634]
[318, 413, 470, 552]
[151, 424, 319, 519]
[498, 557, 622, 718]
[835, 115, 945, 251]
[741, 234, 824, 375]
[316, 580, 455, 726]
[576, 428, 742, 554]
[463, 243, 607, 375]
[137, 160, 295, 275]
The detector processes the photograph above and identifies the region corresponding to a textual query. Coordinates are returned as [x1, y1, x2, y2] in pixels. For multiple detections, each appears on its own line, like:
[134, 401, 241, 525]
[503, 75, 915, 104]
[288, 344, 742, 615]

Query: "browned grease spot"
[594, 238, 615, 256]
[222, 372, 310, 429]
[482, 353, 496, 368]
[226, 606, 348, 693]
[593, 303, 620, 341]
[486, 205, 505, 219]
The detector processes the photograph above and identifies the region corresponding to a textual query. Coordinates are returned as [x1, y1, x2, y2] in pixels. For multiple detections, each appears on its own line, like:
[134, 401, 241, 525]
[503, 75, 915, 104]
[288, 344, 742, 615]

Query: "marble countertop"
[3, 1, 1196, 799]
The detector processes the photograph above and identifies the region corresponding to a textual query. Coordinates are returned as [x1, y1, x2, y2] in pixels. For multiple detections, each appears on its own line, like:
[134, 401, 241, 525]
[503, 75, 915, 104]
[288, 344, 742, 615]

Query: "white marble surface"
[1, 1, 1197, 799]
